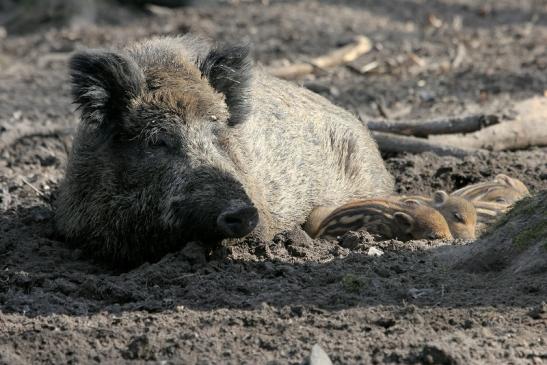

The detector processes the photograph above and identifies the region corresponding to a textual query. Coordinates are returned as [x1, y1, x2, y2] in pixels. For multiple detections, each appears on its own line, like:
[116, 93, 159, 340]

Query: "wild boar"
[470, 200, 511, 235]
[308, 198, 453, 241]
[398, 191, 477, 240]
[55, 35, 394, 266]
[451, 174, 529, 205]
[450, 174, 530, 235]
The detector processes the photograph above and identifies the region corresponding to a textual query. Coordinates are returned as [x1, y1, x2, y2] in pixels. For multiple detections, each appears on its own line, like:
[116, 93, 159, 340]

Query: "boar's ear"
[199, 45, 252, 126]
[70, 50, 144, 128]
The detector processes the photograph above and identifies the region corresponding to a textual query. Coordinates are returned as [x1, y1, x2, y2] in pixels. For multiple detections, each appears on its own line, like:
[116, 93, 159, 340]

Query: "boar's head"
[56, 38, 258, 266]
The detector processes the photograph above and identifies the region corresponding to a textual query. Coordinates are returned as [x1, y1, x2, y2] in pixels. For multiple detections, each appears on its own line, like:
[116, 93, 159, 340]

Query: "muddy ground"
[0, 0, 546, 364]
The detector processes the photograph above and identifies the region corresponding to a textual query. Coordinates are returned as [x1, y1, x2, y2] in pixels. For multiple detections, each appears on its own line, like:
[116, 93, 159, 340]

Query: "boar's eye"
[495, 197, 508, 204]
[150, 139, 167, 148]
[147, 136, 171, 149]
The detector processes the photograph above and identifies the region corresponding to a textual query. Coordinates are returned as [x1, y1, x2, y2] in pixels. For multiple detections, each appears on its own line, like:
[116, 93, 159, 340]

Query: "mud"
[0, 0, 546, 364]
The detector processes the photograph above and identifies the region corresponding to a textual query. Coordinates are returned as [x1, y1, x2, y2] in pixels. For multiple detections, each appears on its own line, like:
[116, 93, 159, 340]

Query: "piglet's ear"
[199, 45, 252, 126]
[402, 198, 424, 207]
[432, 190, 449, 208]
[70, 50, 144, 127]
[393, 212, 414, 234]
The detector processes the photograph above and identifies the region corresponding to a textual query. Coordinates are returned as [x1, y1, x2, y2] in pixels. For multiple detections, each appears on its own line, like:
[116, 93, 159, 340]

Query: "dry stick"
[21, 177, 47, 199]
[268, 35, 372, 79]
[372, 131, 482, 158]
[428, 119, 547, 151]
[366, 114, 500, 137]
[428, 97, 547, 151]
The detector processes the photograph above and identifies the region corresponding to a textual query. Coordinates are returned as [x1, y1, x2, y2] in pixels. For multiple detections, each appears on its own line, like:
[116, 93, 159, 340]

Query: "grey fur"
[56, 35, 394, 267]
[199, 44, 252, 126]
[70, 49, 144, 128]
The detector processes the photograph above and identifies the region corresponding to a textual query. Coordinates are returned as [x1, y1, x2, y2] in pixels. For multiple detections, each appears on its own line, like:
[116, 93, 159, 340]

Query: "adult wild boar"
[56, 35, 394, 266]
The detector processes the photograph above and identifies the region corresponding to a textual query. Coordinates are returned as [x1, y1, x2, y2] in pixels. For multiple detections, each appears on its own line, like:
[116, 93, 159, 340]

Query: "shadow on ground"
[1, 202, 545, 318]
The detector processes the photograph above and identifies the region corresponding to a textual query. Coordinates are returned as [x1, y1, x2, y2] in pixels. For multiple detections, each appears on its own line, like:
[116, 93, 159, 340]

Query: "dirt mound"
[450, 191, 547, 274]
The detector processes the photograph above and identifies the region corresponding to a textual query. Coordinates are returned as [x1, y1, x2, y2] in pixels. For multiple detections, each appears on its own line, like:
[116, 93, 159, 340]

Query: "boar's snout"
[216, 202, 259, 238]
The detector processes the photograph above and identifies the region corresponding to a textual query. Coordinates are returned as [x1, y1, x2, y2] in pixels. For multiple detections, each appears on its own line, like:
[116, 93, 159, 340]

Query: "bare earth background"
[0, 0, 546, 364]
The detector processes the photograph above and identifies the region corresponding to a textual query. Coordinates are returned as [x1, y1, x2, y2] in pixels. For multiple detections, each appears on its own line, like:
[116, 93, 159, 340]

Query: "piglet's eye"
[453, 212, 465, 223]
[495, 197, 508, 204]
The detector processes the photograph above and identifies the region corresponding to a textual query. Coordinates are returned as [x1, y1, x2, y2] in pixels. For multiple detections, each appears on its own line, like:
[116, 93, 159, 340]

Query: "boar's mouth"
[216, 203, 259, 238]
[170, 199, 259, 242]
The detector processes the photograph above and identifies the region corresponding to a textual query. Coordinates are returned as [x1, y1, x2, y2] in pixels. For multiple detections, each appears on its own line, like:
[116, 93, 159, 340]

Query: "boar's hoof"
[216, 205, 259, 238]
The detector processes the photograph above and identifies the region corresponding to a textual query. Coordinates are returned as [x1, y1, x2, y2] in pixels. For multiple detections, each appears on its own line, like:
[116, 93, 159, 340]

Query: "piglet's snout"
[216, 202, 259, 238]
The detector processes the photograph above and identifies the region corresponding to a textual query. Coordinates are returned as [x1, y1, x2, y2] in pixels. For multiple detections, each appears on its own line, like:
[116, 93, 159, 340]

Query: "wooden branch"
[372, 131, 481, 157]
[428, 97, 547, 151]
[268, 63, 315, 80]
[268, 36, 372, 79]
[366, 114, 500, 137]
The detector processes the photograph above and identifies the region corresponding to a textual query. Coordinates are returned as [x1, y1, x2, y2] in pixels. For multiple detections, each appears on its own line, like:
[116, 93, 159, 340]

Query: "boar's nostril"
[216, 206, 259, 238]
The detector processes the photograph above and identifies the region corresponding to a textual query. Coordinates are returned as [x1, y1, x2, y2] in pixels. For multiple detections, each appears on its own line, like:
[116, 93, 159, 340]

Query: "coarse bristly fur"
[199, 45, 252, 126]
[56, 34, 394, 268]
[310, 198, 453, 241]
[399, 191, 477, 240]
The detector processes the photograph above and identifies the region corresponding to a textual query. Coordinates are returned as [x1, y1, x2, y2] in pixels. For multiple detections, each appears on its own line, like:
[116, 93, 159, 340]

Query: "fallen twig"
[21, 177, 47, 199]
[347, 60, 379, 75]
[428, 119, 547, 151]
[372, 131, 481, 157]
[366, 114, 500, 137]
[428, 97, 547, 151]
[268, 35, 372, 79]
[451, 42, 466, 69]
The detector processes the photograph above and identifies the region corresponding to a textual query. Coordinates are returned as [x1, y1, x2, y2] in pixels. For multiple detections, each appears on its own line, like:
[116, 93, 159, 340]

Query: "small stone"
[309, 344, 333, 365]
[340, 231, 360, 249]
[12, 110, 22, 120]
[367, 247, 384, 256]
[418, 90, 435, 102]
[528, 302, 546, 319]
[286, 227, 313, 247]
